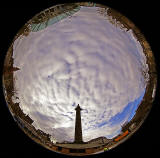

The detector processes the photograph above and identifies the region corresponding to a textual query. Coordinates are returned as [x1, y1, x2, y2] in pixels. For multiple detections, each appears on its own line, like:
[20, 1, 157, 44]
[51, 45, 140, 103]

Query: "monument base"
[72, 141, 88, 144]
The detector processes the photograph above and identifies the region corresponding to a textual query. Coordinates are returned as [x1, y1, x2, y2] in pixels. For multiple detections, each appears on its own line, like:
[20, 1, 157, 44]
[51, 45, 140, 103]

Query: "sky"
[12, 6, 148, 142]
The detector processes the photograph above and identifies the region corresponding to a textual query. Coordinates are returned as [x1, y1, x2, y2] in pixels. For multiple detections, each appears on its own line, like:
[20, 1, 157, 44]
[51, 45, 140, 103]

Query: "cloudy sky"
[12, 6, 148, 142]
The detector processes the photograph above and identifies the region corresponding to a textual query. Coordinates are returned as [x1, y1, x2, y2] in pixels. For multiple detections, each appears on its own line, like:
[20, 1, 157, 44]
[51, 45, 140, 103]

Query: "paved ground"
[55, 143, 104, 149]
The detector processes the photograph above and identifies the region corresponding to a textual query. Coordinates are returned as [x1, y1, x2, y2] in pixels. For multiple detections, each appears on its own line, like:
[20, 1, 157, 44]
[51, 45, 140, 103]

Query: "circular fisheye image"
[2, 2, 157, 156]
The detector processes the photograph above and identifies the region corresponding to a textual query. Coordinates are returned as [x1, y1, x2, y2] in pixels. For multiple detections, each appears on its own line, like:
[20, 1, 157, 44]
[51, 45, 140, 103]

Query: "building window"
[79, 149, 85, 153]
[57, 147, 62, 151]
[69, 149, 85, 153]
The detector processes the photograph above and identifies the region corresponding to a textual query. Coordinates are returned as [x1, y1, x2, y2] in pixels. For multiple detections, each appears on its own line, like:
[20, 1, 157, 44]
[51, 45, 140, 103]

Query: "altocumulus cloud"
[12, 6, 148, 142]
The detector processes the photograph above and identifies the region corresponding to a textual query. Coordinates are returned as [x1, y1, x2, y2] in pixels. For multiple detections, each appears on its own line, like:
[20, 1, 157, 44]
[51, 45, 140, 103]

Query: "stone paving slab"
[55, 143, 104, 149]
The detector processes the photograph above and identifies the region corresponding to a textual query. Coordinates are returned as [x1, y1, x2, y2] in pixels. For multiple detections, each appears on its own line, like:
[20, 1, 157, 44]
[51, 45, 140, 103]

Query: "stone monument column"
[74, 104, 83, 143]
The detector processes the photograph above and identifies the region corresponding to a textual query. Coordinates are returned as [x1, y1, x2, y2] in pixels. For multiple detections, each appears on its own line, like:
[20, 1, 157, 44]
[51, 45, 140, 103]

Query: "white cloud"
[12, 6, 148, 142]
